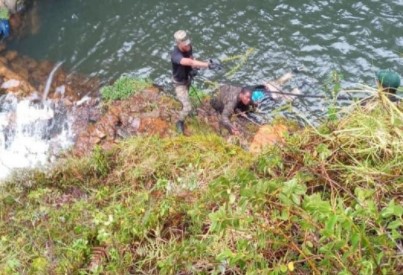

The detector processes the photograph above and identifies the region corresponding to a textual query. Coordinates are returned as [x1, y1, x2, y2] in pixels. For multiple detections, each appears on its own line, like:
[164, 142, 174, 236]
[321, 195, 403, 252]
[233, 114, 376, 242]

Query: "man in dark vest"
[171, 30, 219, 134]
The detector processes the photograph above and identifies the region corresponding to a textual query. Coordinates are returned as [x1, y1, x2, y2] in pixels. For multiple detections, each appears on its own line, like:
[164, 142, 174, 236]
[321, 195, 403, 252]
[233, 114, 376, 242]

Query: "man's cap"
[376, 69, 401, 90]
[174, 30, 191, 45]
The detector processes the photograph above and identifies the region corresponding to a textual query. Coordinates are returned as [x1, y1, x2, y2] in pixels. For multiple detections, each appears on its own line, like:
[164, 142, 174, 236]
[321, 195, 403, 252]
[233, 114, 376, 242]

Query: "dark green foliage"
[100, 76, 152, 101]
[0, 101, 401, 273]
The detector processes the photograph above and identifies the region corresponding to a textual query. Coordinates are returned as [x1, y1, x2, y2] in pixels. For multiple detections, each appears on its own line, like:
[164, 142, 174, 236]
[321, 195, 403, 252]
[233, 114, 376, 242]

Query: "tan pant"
[174, 83, 192, 121]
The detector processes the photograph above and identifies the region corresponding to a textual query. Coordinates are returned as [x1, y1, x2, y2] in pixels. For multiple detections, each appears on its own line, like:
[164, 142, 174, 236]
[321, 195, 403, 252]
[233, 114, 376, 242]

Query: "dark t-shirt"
[171, 46, 193, 84]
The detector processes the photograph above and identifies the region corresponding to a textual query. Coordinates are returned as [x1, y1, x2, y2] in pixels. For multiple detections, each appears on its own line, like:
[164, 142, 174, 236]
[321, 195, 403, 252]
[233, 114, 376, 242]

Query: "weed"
[100, 76, 152, 101]
[189, 85, 208, 108]
[222, 48, 255, 79]
[0, 98, 401, 273]
[323, 70, 344, 121]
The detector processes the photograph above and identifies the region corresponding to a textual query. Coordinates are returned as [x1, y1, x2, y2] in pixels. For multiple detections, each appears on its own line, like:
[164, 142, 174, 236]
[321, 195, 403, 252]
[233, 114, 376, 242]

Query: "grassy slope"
[0, 97, 402, 274]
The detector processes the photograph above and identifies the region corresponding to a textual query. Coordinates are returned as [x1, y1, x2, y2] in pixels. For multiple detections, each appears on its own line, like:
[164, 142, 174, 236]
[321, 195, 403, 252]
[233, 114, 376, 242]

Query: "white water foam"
[0, 94, 74, 182]
[42, 61, 64, 101]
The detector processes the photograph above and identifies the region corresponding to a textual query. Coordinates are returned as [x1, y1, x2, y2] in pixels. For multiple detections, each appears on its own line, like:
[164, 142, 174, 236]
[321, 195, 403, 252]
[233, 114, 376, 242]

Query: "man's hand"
[208, 59, 222, 70]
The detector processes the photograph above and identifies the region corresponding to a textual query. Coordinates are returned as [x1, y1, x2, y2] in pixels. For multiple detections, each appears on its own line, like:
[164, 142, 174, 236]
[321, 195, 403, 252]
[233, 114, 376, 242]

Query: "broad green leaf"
[279, 264, 288, 273]
[387, 219, 402, 230]
[354, 187, 375, 202]
[316, 143, 332, 160]
[303, 194, 332, 216]
[351, 232, 360, 248]
[229, 193, 236, 204]
[381, 200, 403, 218]
[324, 214, 337, 237]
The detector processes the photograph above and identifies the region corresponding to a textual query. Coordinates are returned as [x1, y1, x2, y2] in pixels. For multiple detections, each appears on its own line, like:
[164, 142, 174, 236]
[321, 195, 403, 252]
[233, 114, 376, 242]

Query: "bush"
[100, 76, 152, 101]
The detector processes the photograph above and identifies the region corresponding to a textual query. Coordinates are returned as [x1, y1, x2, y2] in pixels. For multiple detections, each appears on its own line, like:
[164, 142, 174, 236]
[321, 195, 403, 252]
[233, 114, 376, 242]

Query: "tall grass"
[0, 93, 401, 273]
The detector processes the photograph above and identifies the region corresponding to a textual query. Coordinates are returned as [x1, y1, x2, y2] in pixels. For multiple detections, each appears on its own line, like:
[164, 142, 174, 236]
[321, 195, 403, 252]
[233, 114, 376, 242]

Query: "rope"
[264, 81, 354, 100]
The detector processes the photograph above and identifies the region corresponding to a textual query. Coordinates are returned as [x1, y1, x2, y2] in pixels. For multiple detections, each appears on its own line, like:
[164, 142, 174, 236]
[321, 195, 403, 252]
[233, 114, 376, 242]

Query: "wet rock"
[108, 105, 121, 118]
[119, 111, 131, 126]
[89, 135, 102, 145]
[0, 43, 6, 53]
[62, 98, 73, 107]
[5, 51, 18, 62]
[25, 58, 38, 70]
[71, 90, 178, 156]
[139, 118, 169, 136]
[56, 71, 66, 84]
[1, 79, 20, 89]
[94, 128, 106, 139]
[101, 141, 115, 152]
[10, 57, 29, 77]
[116, 128, 130, 138]
[0, 50, 100, 99]
[38, 60, 52, 74]
[140, 110, 160, 118]
[129, 117, 140, 131]
[27, 91, 41, 103]
[54, 85, 66, 98]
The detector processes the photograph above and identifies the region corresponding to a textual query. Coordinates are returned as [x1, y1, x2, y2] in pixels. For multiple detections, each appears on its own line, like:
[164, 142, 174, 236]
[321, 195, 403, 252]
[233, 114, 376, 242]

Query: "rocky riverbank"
[0, 2, 288, 177]
[0, 46, 289, 178]
[72, 84, 289, 156]
[0, 45, 100, 100]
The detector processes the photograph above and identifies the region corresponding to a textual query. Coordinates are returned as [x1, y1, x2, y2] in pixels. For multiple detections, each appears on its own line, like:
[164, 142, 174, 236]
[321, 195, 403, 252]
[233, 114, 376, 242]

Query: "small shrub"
[189, 85, 208, 107]
[0, 8, 9, 20]
[100, 76, 152, 101]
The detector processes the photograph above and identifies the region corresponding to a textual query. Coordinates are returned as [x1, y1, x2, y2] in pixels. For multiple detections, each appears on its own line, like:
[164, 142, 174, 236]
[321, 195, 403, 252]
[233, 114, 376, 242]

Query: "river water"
[9, 0, 403, 89]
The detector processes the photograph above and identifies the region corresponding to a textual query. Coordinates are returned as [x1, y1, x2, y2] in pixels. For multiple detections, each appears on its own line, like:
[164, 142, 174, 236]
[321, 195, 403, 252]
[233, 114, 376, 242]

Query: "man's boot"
[176, 120, 185, 134]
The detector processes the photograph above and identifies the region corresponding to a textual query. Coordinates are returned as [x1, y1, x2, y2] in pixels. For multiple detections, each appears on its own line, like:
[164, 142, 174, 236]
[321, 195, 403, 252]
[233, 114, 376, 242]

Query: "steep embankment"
[0, 87, 402, 273]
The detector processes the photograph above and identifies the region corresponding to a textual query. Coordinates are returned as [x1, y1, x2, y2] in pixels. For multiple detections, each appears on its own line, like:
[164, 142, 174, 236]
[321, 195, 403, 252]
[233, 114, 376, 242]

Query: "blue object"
[0, 19, 10, 38]
[252, 90, 266, 102]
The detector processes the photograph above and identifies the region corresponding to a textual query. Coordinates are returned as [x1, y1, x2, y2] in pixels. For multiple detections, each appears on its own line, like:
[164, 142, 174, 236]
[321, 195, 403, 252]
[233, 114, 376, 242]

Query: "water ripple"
[7, 0, 403, 107]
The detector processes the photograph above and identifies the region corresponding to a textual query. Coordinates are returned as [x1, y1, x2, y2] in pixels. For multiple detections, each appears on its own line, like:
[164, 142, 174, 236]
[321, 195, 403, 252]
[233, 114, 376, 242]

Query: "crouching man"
[210, 72, 298, 135]
[210, 86, 254, 135]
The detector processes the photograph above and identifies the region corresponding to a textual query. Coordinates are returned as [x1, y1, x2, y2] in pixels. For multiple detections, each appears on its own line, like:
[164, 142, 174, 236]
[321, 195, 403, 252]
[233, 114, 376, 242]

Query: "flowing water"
[2, 0, 403, 179]
[0, 94, 74, 180]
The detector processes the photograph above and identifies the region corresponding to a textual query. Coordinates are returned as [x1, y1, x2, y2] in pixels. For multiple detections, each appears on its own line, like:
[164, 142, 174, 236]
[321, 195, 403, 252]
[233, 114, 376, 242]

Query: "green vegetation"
[324, 71, 344, 121]
[222, 48, 255, 79]
[1, 91, 402, 273]
[189, 85, 209, 108]
[0, 8, 9, 20]
[100, 76, 152, 101]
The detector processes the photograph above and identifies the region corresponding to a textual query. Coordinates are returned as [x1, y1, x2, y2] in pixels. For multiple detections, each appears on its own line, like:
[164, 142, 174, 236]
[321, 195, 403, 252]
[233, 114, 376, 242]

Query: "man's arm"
[180, 57, 209, 69]
[220, 100, 237, 133]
